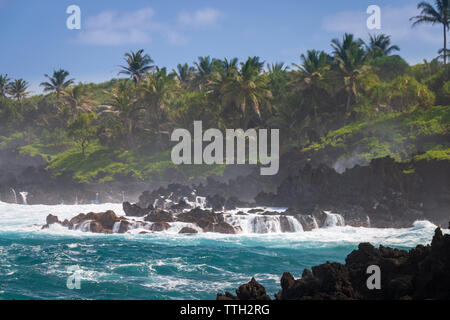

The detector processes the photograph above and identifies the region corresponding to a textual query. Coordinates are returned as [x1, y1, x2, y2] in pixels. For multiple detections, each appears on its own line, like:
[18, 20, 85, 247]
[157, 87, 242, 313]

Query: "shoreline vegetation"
[0, 32, 448, 203]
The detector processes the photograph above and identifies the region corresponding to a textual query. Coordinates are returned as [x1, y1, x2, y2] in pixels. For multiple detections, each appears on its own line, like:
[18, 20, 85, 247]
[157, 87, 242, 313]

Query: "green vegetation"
[45, 144, 226, 183]
[0, 22, 449, 184]
[301, 106, 449, 165]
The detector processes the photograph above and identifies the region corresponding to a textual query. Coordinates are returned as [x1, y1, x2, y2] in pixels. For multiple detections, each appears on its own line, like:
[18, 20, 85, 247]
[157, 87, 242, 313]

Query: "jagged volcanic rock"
[218, 227, 450, 300]
[255, 157, 450, 228]
[123, 201, 151, 217]
[217, 278, 271, 300]
[179, 227, 198, 234]
[144, 209, 175, 222]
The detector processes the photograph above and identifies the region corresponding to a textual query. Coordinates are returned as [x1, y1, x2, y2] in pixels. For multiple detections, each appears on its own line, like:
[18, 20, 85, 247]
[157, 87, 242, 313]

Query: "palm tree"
[0, 74, 10, 97]
[438, 47, 450, 61]
[62, 84, 93, 120]
[194, 56, 217, 89]
[174, 63, 195, 83]
[7, 79, 30, 101]
[291, 50, 332, 124]
[294, 50, 331, 75]
[140, 67, 176, 150]
[118, 49, 154, 85]
[173, 63, 196, 90]
[364, 34, 400, 58]
[331, 33, 369, 112]
[40, 69, 75, 103]
[267, 62, 288, 74]
[220, 58, 239, 76]
[101, 81, 141, 151]
[410, 0, 450, 65]
[195, 56, 214, 76]
[219, 56, 272, 127]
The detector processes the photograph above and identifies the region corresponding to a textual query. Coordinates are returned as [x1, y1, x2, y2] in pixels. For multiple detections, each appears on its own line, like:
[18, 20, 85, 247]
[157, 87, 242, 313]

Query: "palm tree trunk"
[444, 24, 447, 65]
[346, 92, 351, 113]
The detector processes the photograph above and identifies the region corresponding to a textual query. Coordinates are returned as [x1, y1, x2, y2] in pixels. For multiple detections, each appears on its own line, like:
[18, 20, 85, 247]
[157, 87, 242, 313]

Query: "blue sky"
[0, 0, 443, 94]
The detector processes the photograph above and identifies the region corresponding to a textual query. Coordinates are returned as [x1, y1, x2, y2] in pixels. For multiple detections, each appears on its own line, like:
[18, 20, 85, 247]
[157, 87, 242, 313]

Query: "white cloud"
[77, 8, 187, 46]
[76, 7, 220, 46]
[77, 8, 156, 46]
[178, 8, 222, 27]
[322, 5, 441, 46]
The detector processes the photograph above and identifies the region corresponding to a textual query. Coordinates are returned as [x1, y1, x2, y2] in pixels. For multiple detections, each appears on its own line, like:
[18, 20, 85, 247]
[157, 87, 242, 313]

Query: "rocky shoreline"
[217, 226, 450, 300]
[38, 168, 449, 235]
[255, 157, 450, 228]
[3, 149, 449, 230]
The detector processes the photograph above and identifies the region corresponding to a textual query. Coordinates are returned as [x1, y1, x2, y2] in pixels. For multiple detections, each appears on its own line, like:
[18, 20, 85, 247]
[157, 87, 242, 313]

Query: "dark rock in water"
[44, 210, 139, 234]
[67, 211, 123, 234]
[179, 227, 198, 234]
[225, 196, 250, 210]
[170, 199, 190, 211]
[212, 221, 236, 234]
[236, 278, 271, 300]
[42, 214, 61, 228]
[123, 201, 150, 217]
[118, 220, 131, 234]
[89, 221, 112, 234]
[144, 210, 174, 222]
[260, 211, 279, 216]
[197, 218, 214, 231]
[137, 184, 196, 208]
[217, 278, 271, 300]
[276, 263, 357, 300]
[248, 208, 264, 214]
[292, 214, 318, 231]
[219, 227, 450, 300]
[95, 210, 121, 230]
[279, 216, 296, 233]
[216, 292, 239, 300]
[197, 219, 236, 234]
[61, 219, 71, 227]
[286, 208, 334, 230]
[150, 221, 171, 232]
[46, 214, 60, 225]
[177, 207, 224, 224]
[207, 194, 225, 211]
[236, 211, 247, 216]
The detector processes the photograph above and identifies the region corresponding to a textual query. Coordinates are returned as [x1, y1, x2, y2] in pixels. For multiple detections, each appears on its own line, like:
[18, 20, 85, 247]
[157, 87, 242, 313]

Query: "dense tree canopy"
[0, 31, 448, 183]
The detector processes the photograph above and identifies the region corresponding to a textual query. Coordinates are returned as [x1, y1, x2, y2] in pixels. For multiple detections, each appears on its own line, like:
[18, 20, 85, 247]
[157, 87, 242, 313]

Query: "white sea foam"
[0, 202, 447, 248]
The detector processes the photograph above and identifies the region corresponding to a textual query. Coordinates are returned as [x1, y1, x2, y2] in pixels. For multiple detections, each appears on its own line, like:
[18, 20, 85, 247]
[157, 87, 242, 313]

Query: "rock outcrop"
[217, 278, 271, 300]
[218, 227, 450, 300]
[256, 157, 450, 228]
[42, 205, 239, 235]
[123, 201, 151, 217]
[179, 227, 198, 234]
[144, 209, 175, 222]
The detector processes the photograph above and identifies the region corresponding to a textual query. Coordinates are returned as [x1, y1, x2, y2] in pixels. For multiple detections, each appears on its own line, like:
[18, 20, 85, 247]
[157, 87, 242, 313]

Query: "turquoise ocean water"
[0, 202, 442, 300]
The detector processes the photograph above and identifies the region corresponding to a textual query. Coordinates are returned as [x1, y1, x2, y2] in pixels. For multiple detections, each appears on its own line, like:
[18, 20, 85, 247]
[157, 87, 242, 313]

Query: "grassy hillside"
[301, 105, 450, 166]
